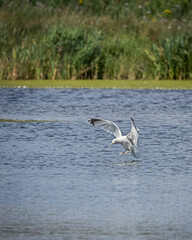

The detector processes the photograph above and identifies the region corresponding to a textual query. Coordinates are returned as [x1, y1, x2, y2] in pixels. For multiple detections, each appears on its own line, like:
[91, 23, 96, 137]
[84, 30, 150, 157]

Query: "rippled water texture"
[0, 88, 192, 240]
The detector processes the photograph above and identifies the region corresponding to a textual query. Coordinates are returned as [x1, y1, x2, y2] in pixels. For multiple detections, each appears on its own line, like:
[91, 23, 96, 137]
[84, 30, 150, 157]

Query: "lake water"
[0, 88, 192, 240]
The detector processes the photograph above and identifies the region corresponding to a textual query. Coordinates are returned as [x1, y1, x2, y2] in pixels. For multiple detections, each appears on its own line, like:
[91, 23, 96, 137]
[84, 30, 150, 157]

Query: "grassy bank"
[0, 0, 192, 80]
[0, 80, 192, 89]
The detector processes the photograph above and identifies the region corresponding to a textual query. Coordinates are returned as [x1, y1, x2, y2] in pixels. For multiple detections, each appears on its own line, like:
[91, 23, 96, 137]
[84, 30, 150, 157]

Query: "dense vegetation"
[0, 0, 192, 80]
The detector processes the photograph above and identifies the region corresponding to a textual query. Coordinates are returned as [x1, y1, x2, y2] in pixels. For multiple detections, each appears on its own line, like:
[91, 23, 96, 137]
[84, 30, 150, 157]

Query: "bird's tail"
[131, 145, 137, 156]
[131, 147, 140, 159]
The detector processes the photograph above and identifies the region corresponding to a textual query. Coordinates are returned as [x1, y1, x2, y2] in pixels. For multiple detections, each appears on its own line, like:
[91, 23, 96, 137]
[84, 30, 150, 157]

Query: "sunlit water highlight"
[0, 88, 192, 239]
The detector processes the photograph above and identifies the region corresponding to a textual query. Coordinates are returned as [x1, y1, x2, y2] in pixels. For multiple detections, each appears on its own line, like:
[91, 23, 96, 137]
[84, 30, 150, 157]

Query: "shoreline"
[0, 80, 192, 90]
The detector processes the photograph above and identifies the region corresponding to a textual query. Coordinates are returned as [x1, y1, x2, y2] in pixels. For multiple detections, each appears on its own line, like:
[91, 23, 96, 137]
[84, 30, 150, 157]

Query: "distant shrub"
[0, 0, 192, 80]
[48, 25, 104, 79]
[145, 34, 192, 79]
[2, 0, 191, 19]
[102, 35, 147, 79]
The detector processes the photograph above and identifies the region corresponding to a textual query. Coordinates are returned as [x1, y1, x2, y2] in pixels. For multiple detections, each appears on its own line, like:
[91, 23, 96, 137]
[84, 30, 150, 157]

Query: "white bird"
[88, 118, 140, 156]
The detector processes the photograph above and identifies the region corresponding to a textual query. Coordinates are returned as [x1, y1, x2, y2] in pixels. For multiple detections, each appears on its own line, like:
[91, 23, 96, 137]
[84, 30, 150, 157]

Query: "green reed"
[0, 0, 192, 80]
[145, 34, 192, 79]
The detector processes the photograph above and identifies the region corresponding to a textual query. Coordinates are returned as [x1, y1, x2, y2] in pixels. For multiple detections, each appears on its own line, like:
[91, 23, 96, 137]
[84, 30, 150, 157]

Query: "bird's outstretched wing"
[126, 118, 139, 147]
[88, 118, 122, 138]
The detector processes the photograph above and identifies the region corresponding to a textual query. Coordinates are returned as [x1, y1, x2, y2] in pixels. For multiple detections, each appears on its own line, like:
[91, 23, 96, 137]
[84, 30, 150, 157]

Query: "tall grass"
[0, 0, 192, 80]
[145, 34, 192, 79]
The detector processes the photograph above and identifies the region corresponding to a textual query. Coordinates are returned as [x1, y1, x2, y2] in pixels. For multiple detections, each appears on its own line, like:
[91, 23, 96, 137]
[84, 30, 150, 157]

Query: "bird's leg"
[119, 151, 129, 155]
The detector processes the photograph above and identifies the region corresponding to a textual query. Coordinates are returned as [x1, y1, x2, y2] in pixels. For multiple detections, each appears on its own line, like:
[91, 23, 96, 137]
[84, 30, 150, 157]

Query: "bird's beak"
[111, 142, 114, 146]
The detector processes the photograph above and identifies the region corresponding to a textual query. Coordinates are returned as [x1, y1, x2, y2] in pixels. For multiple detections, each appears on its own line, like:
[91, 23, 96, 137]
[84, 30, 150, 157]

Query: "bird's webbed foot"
[119, 151, 129, 155]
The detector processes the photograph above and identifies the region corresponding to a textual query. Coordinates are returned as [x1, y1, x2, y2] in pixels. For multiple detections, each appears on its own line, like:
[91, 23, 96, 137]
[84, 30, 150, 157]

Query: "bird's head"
[111, 139, 118, 145]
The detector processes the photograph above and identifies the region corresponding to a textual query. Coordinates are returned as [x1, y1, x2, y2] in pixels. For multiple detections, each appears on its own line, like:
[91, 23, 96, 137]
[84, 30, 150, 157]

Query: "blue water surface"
[0, 88, 192, 240]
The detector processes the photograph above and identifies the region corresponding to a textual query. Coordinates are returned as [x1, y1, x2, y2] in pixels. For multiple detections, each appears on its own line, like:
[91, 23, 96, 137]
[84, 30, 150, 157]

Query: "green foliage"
[48, 25, 104, 79]
[0, 0, 192, 80]
[146, 34, 192, 79]
[101, 35, 147, 79]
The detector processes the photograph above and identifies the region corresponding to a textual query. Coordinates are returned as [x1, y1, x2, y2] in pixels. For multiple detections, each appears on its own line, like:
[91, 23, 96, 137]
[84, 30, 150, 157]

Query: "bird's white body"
[89, 118, 139, 157]
[111, 136, 137, 156]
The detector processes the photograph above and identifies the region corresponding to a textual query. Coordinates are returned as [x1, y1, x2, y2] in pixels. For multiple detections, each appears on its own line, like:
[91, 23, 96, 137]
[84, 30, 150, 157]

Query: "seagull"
[88, 118, 140, 156]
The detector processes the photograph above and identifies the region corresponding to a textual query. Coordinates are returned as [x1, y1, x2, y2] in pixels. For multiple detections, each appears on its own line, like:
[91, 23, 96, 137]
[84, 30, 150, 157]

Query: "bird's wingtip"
[88, 118, 95, 126]
[130, 117, 140, 132]
[130, 117, 134, 123]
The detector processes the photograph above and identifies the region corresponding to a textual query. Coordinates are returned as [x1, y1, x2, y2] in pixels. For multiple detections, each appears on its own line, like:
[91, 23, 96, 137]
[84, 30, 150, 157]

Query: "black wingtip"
[130, 117, 140, 132]
[88, 118, 96, 126]
[131, 117, 136, 127]
[88, 119, 93, 125]
[130, 117, 134, 123]
[88, 118, 102, 126]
